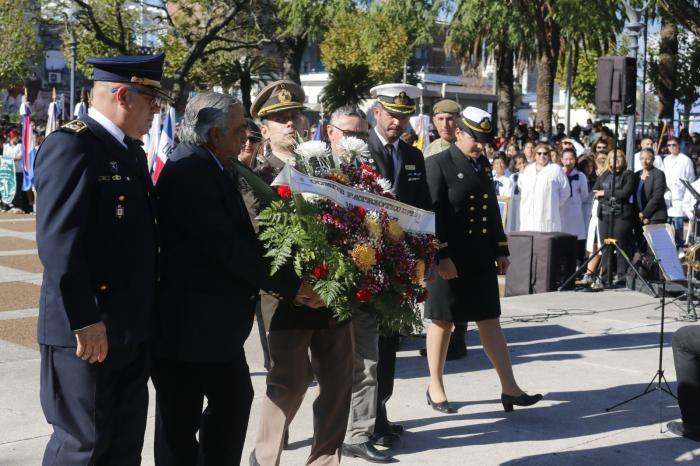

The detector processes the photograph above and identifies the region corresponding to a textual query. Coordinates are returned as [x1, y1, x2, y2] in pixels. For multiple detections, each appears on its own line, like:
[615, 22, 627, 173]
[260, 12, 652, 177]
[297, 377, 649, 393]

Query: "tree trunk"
[535, 51, 557, 134]
[657, 16, 678, 120]
[240, 70, 253, 117]
[282, 36, 308, 84]
[683, 101, 692, 130]
[496, 44, 514, 135]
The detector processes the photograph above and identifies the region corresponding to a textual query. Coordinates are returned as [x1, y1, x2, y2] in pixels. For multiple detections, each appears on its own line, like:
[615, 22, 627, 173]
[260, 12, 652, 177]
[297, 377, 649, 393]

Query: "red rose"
[276, 185, 292, 199]
[354, 206, 367, 219]
[312, 264, 329, 280]
[360, 164, 374, 173]
[355, 288, 372, 303]
[417, 289, 428, 303]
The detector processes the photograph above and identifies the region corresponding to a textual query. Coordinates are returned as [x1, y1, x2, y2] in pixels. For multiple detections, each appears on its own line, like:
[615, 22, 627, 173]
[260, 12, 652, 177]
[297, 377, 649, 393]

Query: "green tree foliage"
[320, 10, 409, 82]
[54, 0, 271, 102]
[0, 0, 42, 87]
[320, 64, 374, 115]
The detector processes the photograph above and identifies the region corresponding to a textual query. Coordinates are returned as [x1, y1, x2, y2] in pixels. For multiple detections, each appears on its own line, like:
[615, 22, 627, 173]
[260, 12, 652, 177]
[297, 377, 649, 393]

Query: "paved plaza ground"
[1, 211, 700, 465]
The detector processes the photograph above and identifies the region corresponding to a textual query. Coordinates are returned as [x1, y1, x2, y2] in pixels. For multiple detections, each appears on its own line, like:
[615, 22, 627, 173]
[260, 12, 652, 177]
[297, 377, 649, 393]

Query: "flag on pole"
[411, 114, 430, 155]
[73, 101, 88, 118]
[46, 91, 60, 137]
[151, 106, 175, 184]
[145, 112, 162, 171]
[19, 94, 35, 191]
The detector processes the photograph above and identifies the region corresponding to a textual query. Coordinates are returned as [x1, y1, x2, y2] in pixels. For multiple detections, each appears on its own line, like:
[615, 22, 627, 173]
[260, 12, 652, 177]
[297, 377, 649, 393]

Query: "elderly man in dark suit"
[152, 91, 322, 466]
[342, 83, 431, 463]
[33, 53, 169, 465]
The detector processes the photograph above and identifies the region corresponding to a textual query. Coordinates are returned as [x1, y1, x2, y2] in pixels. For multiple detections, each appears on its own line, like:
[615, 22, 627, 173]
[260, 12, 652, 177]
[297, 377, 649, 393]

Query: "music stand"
[678, 179, 700, 321]
[606, 224, 679, 412]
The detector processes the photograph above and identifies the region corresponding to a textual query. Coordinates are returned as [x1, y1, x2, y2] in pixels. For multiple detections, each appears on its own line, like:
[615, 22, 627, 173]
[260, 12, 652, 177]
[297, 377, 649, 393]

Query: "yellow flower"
[365, 216, 382, 239]
[351, 244, 377, 272]
[413, 259, 426, 284]
[386, 220, 405, 242]
[329, 169, 350, 185]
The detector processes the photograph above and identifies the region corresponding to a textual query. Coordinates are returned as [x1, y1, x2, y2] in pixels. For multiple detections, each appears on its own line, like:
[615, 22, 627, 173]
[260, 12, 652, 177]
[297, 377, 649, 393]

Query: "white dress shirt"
[88, 107, 127, 149]
[374, 128, 401, 191]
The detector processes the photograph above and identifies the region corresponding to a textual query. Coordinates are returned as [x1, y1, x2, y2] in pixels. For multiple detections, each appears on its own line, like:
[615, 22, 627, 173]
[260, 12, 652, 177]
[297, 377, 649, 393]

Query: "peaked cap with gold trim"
[87, 52, 172, 103]
[251, 80, 306, 119]
[370, 83, 421, 116]
[456, 106, 494, 144]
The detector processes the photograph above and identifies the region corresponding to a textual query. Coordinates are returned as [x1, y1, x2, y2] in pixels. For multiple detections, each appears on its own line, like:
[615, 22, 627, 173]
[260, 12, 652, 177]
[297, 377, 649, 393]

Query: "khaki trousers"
[254, 323, 353, 466]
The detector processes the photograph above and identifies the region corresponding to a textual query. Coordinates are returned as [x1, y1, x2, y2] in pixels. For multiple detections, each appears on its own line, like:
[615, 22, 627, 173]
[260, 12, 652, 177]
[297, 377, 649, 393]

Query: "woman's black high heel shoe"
[426, 390, 457, 414]
[501, 392, 543, 412]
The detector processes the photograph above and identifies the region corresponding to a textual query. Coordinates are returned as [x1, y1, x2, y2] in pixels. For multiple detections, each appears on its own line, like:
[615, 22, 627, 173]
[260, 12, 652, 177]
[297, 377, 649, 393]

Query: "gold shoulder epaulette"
[60, 120, 88, 135]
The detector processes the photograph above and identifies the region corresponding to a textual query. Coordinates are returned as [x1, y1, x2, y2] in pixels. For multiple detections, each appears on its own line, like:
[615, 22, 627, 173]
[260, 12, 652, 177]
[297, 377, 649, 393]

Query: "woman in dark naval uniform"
[424, 107, 543, 413]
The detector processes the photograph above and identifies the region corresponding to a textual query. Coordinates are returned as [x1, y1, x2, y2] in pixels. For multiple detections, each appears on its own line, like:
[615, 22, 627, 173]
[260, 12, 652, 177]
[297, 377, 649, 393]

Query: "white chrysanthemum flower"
[338, 137, 370, 163]
[295, 140, 331, 160]
[376, 177, 393, 193]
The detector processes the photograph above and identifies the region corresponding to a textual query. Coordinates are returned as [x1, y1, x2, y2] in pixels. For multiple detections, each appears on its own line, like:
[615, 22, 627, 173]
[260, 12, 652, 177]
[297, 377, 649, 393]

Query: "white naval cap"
[456, 106, 494, 144]
[370, 83, 421, 115]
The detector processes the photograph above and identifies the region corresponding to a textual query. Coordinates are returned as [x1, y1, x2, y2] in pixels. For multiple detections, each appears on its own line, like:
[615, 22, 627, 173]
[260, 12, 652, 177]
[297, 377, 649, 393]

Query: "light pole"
[622, 0, 648, 169]
[64, 6, 77, 117]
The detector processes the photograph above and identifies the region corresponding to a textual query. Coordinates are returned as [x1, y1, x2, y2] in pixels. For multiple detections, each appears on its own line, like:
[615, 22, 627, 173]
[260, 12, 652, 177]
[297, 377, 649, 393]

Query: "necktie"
[470, 158, 480, 173]
[513, 174, 520, 195]
[640, 179, 648, 208]
[494, 179, 502, 193]
[385, 144, 395, 183]
[567, 173, 579, 197]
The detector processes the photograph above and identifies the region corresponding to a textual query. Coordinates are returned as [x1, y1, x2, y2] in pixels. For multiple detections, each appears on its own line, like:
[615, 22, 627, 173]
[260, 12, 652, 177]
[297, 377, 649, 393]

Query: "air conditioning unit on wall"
[48, 72, 62, 84]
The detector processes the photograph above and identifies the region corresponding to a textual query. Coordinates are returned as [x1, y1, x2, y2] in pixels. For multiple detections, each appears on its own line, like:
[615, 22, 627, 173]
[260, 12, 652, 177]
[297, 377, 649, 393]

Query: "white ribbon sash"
[272, 164, 435, 235]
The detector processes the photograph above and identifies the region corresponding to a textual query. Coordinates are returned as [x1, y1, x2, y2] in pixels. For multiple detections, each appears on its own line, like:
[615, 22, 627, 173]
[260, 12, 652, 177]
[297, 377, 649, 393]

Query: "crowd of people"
[15, 49, 700, 466]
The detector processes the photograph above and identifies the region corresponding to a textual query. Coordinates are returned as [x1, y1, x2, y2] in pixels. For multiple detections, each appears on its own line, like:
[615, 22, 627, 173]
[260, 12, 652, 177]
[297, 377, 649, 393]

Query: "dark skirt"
[424, 246, 501, 324]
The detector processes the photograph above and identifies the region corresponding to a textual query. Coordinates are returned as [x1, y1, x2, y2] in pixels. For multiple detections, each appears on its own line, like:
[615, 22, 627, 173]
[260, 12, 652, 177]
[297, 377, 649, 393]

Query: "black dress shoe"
[388, 422, 404, 435]
[371, 431, 400, 446]
[667, 421, 700, 442]
[249, 450, 260, 466]
[342, 442, 393, 463]
[426, 390, 457, 414]
[501, 392, 543, 412]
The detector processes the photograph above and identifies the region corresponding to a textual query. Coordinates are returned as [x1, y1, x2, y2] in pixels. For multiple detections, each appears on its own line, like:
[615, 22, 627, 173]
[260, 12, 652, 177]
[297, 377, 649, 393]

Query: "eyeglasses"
[330, 124, 369, 141]
[535, 151, 549, 155]
[112, 85, 166, 108]
[246, 135, 262, 144]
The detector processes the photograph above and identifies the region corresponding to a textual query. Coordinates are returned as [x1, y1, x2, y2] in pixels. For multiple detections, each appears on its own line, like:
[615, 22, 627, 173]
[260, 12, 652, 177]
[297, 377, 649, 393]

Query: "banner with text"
[272, 164, 435, 235]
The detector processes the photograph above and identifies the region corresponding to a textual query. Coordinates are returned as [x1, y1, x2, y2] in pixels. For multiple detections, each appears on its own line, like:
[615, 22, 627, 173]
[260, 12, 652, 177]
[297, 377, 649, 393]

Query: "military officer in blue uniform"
[33, 53, 170, 465]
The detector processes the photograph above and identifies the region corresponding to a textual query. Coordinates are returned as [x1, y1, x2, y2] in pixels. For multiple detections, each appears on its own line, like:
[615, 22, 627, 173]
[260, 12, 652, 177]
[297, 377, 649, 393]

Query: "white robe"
[518, 163, 570, 232]
[664, 153, 696, 217]
[559, 168, 589, 239]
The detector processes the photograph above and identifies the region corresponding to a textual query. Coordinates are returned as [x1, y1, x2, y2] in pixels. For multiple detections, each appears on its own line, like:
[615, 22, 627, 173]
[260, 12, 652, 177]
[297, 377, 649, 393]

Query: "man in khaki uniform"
[249, 80, 353, 466]
[424, 99, 460, 157]
[421, 99, 468, 361]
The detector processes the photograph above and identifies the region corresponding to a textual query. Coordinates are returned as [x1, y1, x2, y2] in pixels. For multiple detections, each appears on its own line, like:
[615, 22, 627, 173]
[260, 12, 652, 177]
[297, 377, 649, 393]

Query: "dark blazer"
[426, 146, 509, 261]
[154, 143, 300, 362]
[361, 129, 431, 209]
[34, 116, 158, 347]
[634, 168, 668, 223]
[593, 169, 637, 220]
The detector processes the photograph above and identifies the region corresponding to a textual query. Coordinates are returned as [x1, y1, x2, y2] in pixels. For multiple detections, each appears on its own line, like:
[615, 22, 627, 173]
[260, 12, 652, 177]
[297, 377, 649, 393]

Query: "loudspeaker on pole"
[595, 56, 637, 116]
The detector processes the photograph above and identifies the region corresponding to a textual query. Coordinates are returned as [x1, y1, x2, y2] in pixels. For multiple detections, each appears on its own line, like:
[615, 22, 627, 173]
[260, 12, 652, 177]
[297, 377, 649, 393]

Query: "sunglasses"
[667, 143, 678, 147]
[246, 135, 262, 144]
[535, 151, 549, 155]
[330, 124, 369, 141]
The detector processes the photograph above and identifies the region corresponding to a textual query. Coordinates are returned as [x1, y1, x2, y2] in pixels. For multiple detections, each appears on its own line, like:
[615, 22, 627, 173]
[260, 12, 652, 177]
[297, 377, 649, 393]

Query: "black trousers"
[375, 334, 399, 434]
[597, 216, 634, 276]
[672, 325, 700, 426]
[151, 353, 253, 466]
[40, 343, 149, 466]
